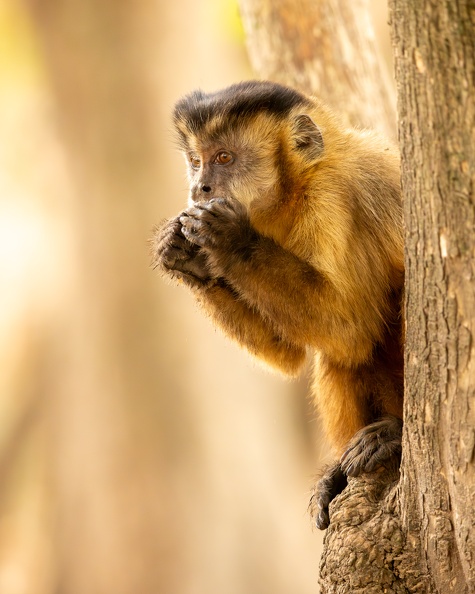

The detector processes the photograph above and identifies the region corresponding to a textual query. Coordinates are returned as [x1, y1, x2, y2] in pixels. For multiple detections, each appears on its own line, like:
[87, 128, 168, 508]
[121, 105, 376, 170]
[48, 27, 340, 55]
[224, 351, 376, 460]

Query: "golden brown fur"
[152, 81, 404, 524]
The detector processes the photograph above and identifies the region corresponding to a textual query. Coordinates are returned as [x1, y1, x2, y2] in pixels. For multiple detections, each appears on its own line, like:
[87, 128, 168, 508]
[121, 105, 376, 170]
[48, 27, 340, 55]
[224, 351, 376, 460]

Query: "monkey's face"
[173, 82, 325, 213]
[178, 113, 286, 210]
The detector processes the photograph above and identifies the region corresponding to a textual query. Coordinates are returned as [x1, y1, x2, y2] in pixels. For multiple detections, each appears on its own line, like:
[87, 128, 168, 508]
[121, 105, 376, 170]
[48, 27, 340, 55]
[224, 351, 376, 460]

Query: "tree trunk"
[392, 1, 475, 591]
[238, 0, 396, 136]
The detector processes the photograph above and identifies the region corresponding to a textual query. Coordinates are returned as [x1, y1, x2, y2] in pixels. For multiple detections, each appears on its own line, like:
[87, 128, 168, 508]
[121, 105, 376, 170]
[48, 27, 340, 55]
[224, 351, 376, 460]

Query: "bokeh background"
[0, 2, 392, 592]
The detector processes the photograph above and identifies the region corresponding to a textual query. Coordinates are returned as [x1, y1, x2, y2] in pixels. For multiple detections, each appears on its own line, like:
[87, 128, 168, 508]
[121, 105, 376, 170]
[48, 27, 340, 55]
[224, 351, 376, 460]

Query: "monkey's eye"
[215, 151, 233, 165]
[189, 154, 201, 170]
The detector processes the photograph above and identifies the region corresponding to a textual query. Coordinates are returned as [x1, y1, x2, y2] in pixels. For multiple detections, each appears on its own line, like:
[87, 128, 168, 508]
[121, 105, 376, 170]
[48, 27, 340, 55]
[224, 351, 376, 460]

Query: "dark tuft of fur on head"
[173, 80, 310, 136]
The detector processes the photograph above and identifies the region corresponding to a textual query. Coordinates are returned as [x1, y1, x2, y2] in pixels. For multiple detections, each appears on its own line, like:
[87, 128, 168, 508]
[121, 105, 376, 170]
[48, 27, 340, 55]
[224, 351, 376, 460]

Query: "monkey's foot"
[340, 416, 403, 478]
[309, 462, 347, 530]
[310, 417, 402, 530]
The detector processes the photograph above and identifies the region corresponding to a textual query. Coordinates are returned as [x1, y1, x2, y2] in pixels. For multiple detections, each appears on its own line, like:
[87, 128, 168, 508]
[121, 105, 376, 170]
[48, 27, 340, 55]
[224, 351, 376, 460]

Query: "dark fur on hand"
[180, 198, 259, 279]
[151, 216, 212, 287]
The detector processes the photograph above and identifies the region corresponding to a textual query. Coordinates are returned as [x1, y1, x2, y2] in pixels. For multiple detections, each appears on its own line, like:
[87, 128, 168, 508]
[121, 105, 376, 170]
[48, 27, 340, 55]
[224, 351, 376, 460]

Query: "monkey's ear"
[291, 114, 324, 161]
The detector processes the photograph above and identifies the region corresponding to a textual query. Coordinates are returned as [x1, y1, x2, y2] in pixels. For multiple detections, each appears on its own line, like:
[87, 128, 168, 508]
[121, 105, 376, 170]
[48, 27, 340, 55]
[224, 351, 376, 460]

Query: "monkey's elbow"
[253, 342, 309, 378]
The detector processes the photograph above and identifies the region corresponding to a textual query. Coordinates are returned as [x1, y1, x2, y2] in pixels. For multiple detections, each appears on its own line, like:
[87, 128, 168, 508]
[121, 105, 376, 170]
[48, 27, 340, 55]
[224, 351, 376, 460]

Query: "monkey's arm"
[196, 282, 307, 375]
[152, 217, 307, 376]
[180, 199, 355, 354]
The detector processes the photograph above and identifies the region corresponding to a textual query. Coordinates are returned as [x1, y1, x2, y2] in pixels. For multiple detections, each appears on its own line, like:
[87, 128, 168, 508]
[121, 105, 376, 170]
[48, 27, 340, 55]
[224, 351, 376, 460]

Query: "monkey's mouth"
[190, 193, 235, 206]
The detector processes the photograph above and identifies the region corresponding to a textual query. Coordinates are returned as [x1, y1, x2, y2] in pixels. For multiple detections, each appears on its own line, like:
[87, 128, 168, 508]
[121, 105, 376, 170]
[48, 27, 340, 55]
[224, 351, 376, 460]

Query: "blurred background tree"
[0, 1, 392, 592]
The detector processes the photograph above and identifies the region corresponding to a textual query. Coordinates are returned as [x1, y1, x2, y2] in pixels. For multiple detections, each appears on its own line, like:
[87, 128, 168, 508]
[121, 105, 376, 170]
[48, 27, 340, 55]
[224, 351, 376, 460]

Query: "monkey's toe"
[340, 416, 403, 478]
[309, 462, 347, 530]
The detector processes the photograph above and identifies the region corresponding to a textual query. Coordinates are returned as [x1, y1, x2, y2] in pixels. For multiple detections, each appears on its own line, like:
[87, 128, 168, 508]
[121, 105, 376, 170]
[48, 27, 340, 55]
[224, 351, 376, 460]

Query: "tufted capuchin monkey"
[151, 80, 404, 530]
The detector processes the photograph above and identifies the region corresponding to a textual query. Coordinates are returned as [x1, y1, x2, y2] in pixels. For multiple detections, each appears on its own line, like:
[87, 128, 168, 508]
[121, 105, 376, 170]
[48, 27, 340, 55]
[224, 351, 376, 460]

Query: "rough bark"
[238, 0, 396, 136]
[392, 1, 475, 592]
[318, 469, 421, 594]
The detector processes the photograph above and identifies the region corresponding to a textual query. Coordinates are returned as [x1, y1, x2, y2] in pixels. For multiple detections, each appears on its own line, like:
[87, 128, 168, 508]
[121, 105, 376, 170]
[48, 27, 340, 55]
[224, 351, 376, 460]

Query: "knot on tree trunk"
[316, 468, 420, 593]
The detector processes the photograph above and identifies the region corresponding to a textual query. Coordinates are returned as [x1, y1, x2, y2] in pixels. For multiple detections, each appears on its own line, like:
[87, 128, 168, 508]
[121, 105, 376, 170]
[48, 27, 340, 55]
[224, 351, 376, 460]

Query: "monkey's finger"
[341, 438, 402, 477]
[162, 227, 193, 249]
[152, 217, 183, 244]
[315, 509, 330, 531]
[184, 205, 222, 224]
[173, 230, 199, 253]
[153, 229, 197, 263]
[160, 246, 192, 269]
[179, 255, 212, 281]
[340, 422, 391, 466]
[340, 441, 378, 476]
[340, 436, 376, 464]
[155, 239, 191, 268]
[205, 197, 245, 219]
[179, 215, 210, 232]
[189, 198, 243, 223]
[341, 415, 403, 476]
[180, 218, 213, 248]
[364, 438, 402, 473]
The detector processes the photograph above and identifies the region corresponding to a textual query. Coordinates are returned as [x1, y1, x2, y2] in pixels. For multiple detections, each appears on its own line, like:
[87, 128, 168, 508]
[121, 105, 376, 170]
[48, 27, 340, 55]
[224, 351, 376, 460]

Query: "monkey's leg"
[310, 416, 402, 530]
[340, 415, 403, 477]
[313, 355, 376, 451]
[309, 358, 391, 530]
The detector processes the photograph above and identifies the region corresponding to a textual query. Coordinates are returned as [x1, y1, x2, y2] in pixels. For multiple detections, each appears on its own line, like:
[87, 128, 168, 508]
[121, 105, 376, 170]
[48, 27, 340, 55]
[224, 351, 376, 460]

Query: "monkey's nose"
[191, 185, 212, 202]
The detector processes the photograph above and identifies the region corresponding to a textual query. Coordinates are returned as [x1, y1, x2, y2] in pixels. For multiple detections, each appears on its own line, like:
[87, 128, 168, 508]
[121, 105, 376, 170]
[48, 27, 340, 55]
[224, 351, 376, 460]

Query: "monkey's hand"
[151, 216, 213, 287]
[179, 198, 256, 275]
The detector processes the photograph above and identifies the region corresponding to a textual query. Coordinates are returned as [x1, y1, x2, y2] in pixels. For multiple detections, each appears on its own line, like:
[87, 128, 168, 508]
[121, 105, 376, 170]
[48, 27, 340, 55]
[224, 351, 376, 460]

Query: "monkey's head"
[173, 81, 325, 210]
